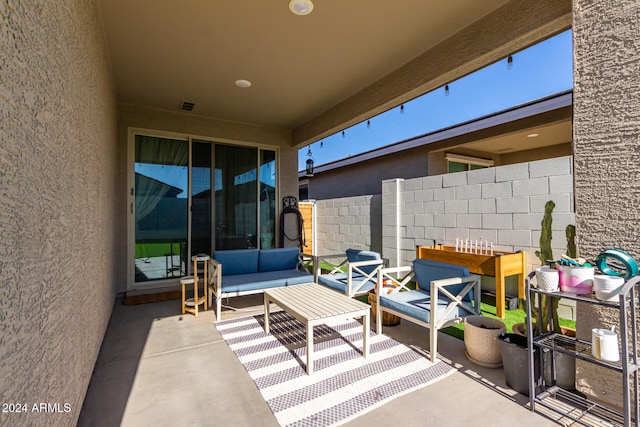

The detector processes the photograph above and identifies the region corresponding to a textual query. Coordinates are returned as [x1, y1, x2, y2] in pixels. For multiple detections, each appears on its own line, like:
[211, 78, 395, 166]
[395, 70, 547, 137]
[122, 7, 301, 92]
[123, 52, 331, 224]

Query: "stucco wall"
[0, 1, 118, 426]
[573, 0, 640, 409]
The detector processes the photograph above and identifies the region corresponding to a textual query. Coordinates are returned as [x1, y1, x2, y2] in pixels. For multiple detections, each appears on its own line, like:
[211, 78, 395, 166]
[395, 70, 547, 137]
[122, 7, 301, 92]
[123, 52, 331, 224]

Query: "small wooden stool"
[180, 255, 210, 317]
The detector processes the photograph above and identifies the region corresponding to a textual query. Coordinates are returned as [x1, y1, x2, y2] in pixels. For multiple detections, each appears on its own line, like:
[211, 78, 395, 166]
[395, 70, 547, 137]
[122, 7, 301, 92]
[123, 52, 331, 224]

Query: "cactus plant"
[535, 200, 555, 266]
[565, 224, 576, 259]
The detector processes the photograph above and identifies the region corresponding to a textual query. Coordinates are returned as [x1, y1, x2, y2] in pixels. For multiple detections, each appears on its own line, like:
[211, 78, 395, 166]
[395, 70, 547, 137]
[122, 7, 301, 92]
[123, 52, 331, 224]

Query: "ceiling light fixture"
[305, 147, 315, 177]
[507, 54, 513, 70]
[235, 79, 252, 88]
[527, 133, 539, 138]
[444, 84, 450, 96]
[289, 0, 314, 15]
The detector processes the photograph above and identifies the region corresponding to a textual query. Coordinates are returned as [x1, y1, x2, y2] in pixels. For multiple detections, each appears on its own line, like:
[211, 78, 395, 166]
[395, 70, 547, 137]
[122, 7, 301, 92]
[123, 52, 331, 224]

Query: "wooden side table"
[180, 255, 209, 317]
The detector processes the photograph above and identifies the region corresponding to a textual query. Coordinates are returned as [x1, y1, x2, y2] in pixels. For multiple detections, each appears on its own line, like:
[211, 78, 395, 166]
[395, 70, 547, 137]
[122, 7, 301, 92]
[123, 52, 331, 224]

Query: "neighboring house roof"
[299, 89, 572, 178]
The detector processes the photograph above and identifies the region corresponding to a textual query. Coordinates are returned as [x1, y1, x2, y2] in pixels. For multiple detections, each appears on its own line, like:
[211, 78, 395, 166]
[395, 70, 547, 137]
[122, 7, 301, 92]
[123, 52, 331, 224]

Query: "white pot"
[593, 275, 625, 301]
[535, 266, 559, 292]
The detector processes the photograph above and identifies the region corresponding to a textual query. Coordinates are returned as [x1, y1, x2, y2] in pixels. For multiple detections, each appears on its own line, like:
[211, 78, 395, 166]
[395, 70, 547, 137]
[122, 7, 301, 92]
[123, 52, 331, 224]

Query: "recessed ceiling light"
[235, 79, 252, 88]
[289, 0, 313, 15]
[527, 133, 539, 138]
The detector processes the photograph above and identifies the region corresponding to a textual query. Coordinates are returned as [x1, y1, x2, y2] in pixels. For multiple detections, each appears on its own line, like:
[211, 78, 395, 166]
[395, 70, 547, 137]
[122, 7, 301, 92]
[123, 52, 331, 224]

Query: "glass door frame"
[127, 128, 279, 291]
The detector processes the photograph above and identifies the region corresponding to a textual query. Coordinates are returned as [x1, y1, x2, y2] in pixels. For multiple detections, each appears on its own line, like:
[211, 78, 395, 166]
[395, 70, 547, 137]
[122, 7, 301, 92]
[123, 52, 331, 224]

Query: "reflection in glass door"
[215, 145, 258, 250]
[191, 141, 212, 258]
[259, 150, 277, 249]
[134, 135, 189, 282]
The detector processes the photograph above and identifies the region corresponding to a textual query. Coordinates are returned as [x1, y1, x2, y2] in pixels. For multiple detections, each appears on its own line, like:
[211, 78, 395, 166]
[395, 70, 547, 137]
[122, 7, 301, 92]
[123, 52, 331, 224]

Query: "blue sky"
[298, 29, 573, 171]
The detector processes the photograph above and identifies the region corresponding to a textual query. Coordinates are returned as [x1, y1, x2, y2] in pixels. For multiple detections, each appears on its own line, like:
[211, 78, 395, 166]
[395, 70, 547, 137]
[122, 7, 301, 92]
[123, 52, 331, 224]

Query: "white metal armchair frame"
[376, 265, 481, 363]
[314, 253, 386, 297]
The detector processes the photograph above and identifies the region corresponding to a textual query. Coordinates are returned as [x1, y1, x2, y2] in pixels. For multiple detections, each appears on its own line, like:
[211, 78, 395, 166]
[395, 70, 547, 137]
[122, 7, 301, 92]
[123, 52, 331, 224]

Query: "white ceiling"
[98, 0, 510, 129]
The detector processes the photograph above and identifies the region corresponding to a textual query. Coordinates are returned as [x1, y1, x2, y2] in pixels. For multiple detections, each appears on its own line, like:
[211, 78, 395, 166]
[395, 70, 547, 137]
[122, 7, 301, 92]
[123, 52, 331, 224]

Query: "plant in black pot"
[499, 200, 576, 395]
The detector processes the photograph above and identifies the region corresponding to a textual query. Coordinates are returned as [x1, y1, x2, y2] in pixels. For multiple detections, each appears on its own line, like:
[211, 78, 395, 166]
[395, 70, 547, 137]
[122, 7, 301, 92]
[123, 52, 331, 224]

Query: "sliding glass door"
[131, 133, 277, 287]
[134, 135, 189, 282]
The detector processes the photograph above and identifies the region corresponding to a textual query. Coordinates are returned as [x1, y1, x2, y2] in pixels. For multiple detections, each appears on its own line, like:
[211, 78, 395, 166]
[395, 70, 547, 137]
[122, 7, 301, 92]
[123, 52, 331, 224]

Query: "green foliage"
[565, 224, 576, 259]
[535, 200, 555, 266]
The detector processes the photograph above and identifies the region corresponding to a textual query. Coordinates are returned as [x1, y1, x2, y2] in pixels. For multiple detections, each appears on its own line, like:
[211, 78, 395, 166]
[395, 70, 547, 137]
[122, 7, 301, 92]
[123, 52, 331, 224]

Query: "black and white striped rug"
[216, 311, 455, 427]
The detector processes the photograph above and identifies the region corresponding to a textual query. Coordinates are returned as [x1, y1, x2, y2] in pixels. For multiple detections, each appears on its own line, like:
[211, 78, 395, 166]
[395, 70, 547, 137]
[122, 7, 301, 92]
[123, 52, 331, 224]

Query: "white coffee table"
[264, 282, 370, 375]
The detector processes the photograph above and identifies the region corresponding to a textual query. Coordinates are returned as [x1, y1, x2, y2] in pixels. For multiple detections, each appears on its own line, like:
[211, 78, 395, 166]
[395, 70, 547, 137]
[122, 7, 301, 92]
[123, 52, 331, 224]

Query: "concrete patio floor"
[78, 294, 582, 427]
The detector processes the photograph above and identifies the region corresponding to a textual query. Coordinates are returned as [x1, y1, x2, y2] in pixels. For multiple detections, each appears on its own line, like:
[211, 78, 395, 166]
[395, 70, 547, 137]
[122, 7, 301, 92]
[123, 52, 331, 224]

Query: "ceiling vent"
[179, 101, 195, 111]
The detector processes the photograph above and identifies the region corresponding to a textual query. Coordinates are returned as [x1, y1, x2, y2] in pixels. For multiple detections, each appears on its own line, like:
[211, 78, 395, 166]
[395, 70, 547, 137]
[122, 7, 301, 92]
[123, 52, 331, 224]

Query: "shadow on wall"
[370, 194, 383, 254]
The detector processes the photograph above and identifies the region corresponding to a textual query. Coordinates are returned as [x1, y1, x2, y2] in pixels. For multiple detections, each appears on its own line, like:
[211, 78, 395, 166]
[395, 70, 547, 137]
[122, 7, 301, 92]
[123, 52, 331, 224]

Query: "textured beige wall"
[573, 0, 640, 410]
[116, 105, 296, 290]
[0, 1, 118, 426]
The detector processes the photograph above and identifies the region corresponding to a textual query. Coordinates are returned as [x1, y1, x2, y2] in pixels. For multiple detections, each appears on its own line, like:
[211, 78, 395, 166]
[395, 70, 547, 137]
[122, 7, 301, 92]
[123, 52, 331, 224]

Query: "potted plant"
[464, 315, 506, 368]
[500, 200, 576, 394]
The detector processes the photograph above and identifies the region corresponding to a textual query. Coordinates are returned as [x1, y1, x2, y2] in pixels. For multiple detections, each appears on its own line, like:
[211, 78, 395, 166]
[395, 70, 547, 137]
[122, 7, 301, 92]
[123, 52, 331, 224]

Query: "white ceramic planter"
[535, 266, 559, 292]
[464, 315, 506, 368]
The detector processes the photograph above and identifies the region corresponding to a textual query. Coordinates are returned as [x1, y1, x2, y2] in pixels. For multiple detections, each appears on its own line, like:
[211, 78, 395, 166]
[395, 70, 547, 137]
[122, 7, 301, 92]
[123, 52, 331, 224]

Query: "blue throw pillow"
[259, 247, 299, 272]
[413, 258, 472, 302]
[346, 249, 381, 275]
[214, 249, 259, 275]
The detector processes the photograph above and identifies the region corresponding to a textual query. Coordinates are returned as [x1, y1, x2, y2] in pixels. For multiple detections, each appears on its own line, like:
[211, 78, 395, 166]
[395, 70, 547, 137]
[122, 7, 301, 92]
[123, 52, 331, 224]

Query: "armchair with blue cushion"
[376, 258, 481, 363]
[315, 249, 387, 297]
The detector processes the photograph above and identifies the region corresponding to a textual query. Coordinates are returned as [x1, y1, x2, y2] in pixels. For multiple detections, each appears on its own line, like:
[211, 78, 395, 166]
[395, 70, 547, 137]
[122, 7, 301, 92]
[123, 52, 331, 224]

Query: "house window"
[446, 153, 494, 173]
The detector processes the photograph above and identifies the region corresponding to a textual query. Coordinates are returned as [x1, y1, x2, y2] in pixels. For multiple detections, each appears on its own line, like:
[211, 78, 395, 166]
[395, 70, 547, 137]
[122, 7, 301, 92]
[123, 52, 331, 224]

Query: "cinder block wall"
[573, 0, 640, 410]
[315, 195, 382, 255]
[0, 1, 118, 426]
[382, 156, 575, 274]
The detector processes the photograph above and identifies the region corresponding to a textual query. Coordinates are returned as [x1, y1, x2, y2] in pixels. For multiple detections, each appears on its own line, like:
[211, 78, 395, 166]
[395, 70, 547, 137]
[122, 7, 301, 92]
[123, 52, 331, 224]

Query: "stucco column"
[573, 0, 640, 410]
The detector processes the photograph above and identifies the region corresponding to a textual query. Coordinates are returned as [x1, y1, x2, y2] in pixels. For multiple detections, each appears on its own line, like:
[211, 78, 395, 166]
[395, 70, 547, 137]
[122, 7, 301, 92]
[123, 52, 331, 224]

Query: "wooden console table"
[416, 245, 526, 318]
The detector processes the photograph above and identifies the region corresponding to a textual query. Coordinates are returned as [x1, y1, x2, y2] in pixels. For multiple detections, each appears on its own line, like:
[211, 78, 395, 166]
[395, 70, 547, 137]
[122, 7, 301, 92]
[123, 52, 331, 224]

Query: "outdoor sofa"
[207, 247, 314, 320]
[376, 258, 481, 362]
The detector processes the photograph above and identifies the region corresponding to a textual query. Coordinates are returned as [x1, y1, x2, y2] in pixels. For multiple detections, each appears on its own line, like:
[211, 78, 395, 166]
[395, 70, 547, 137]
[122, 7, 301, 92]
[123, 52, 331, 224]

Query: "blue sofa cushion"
[259, 247, 299, 272]
[413, 258, 473, 302]
[346, 249, 382, 275]
[317, 272, 376, 295]
[220, 269, 313, 293]
[214, 249, 259, 276]
[379, 289, 473, 324]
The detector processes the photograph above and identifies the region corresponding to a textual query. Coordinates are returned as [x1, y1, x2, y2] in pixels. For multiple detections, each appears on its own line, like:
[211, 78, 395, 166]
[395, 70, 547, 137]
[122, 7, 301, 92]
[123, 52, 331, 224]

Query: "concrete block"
[382, 226, 396, 237]
[469, 198, 497, 214]
[423, 201, 445, 214]
[498, 230, 532, 247]
[401, 215, 415, 227]
[469, 229, 497, 243]
[456, 214, 482, 228]
[512, 177, 550, 196]
[338, 206, 349, 216]
[401, 191, 415, 204]
[445, 199, 468, 214]
[348, 206, 359, 216]
[443, 171, 467, 187]
[455, 184, 482, 200]
[482, 181, 512, 198]
[382, 203, 397, 216]
[549, 174, 574, 194]
[433, 187, 455, 201]
[513, 213, 542, 230]
[530, 194, 572, 213]
[406, 226, 425, 239]
[467, 167, 496, 184]
[415, 214, 434, 227]
[496, 163, 530, 182]
[529, 156, 572, 178]
[551, 212, 576, 231]
[404, 202, 424, 215]
[422, 175, 443, 189]
[414, 189, 434, 202]
[445, 228, 470, 242]
[496, 196, 530, 213]
[482, 214, 513, 230]
[434, 214, 456, 227]
[400, 238, 417, 250]
[423, 227, 446, 241]
[404, 178, 422, 191]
